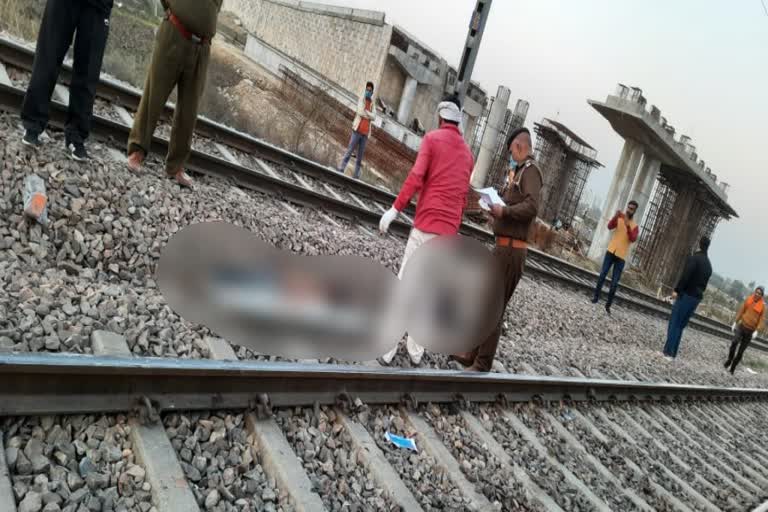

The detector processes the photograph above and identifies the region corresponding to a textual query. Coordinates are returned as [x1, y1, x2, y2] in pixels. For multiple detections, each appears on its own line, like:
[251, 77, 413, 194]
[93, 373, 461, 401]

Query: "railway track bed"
[2, 350, 768, 511]
[2, 32, 768, 512]
[0, 33, 762, 352]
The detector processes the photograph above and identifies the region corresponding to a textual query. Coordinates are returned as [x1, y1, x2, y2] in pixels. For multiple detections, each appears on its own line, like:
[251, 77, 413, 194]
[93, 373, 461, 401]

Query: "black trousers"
[726, 325, 753, 373]
[21, 0, 111, 144]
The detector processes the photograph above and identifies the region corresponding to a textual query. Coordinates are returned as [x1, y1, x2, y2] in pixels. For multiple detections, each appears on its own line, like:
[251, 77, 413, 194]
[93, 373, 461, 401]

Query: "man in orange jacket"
[725, 286, 765, 374]
[591, 200, 640, 314]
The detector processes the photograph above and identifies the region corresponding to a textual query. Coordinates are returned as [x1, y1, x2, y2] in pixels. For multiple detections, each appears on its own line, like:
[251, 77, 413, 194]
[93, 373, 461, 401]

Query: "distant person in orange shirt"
[725, 286, 765, 374]
[338, 82, 376, 179]
[591, 200, 639, 314]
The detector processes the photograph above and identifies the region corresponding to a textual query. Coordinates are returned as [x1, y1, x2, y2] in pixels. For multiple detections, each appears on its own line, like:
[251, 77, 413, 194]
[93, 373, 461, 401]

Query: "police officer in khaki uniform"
[451, 127, 542, 372]
[127, 0, 223, 189]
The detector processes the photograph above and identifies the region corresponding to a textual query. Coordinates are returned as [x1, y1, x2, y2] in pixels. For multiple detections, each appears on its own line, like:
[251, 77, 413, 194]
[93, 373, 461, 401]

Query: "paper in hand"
[473, 187, 506, 208]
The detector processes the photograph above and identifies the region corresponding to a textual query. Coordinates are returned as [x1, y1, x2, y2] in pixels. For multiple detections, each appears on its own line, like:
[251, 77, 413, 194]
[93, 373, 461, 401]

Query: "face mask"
[365, 91, 373, 99]
[509, 156, 518, 169]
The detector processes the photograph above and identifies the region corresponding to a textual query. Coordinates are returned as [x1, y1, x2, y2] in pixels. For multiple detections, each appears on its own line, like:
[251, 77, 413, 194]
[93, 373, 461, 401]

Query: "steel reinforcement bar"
[0, 353, 766, 417]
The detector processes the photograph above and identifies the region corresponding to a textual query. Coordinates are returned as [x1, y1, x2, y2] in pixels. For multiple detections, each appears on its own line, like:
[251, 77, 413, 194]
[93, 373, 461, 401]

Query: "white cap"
[437, 101, 463, 123]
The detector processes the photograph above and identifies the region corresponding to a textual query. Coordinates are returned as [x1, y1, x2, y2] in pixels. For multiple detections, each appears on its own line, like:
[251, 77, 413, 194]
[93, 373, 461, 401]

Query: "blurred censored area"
[157, 223, 505, 361]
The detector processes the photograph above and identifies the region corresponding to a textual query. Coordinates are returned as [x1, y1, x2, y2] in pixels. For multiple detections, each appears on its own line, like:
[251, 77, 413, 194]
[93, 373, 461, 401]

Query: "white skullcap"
[437, 101, 463, 123]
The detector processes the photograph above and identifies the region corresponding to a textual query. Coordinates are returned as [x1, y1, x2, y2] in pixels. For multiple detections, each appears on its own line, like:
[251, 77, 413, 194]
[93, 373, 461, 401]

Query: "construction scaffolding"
[533, 118, 602, 226]
[469, 98, 492, 160]
[697, 210, 721, 241]
[631, 177, 677, 282]
[558, 158, 592, 228]
[485, 100, 530, 189]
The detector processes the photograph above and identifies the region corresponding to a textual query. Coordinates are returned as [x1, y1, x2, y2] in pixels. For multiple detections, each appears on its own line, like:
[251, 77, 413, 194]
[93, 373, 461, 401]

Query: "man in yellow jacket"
[591, 200, 640, 314]
[724, 286, 765, 374]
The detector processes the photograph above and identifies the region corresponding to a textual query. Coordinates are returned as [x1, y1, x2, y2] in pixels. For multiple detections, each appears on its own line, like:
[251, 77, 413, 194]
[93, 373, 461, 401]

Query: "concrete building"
[226, 0, 487, 151]
[588, 84, 738, 289]
[533, 118, 603, 229]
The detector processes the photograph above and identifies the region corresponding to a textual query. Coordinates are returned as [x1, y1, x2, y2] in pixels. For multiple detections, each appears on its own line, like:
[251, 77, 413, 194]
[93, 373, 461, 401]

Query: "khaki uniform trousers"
[469, 246, 527, 372]
[128, 18, 210, 175]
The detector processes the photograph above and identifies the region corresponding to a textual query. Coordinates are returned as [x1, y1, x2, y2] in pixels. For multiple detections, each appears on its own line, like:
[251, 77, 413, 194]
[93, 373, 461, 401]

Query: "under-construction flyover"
[588, 84, 738, 291]
[533, 118, 603, 228]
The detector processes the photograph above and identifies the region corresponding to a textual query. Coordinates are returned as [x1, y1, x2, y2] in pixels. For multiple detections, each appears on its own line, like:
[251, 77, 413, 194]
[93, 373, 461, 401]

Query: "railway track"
[2, 344, 768, 512]
[1, 27, 767, 512]
[0, 35, 762, 354]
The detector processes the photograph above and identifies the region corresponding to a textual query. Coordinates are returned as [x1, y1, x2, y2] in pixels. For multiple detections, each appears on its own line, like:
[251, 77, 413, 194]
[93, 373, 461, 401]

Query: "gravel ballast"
[163, 412, 290, 512]
[274, 406, 397, 512]
[1, 85, 767, 390]
[2, 414, 151, 512]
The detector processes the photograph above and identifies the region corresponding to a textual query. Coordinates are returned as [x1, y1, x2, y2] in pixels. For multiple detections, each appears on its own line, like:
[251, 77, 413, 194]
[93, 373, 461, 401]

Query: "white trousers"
[381, 227, 437, 364]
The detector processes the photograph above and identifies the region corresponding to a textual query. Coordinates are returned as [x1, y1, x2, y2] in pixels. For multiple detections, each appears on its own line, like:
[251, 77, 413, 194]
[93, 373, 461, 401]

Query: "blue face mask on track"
[365, 90, 373, 99]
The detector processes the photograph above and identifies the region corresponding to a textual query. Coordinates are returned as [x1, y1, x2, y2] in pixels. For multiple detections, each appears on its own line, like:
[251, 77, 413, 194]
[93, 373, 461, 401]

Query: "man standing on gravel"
[724, 286, 765, 374]
[126, 0, 223, 189]
[662, 236, 713, 360]
[377, 95, 473, 366]
[20, 0, 114, 161]
[451, 128, 542, 372]
[337, 82, 376, 179]
[591, 200, 640, 314]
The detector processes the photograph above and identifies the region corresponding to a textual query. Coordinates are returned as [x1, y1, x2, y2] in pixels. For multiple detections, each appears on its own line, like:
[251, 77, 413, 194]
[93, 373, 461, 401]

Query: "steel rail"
[0, 353, 765, 417]
[0, 67, 763, 351]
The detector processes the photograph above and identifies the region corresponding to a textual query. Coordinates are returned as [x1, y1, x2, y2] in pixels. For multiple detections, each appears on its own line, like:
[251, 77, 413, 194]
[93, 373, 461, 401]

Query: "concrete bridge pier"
[628, 157, 661, 224]
[587, 139, 644, 261]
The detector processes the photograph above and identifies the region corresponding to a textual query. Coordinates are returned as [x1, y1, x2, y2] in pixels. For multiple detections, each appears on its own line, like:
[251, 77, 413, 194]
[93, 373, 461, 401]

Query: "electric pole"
[454, 0, 493, 105]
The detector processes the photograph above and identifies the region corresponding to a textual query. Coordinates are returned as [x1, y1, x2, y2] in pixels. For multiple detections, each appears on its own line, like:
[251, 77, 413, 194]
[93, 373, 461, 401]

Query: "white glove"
[732, 323, 737, 333]
[753, 331, 759, 340]
[379, 207, 399, 234]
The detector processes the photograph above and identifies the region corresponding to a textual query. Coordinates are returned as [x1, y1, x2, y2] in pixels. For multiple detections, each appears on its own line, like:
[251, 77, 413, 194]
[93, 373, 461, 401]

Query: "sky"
[329, 0, 768, 286]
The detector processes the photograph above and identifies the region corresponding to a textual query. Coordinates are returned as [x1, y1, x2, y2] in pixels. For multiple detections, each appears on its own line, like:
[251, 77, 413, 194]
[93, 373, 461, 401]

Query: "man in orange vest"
[725, 286, 765, 374]
[337, 82, 376, 179]
[591, 200, 639, 314]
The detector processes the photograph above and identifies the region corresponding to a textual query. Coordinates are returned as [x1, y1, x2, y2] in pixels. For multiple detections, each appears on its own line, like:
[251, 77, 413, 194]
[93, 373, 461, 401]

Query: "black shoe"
[724, 360, 731, 368]
[67, 141, 89, 161]
[605, 304, 612, 315]
[22, 130, 42, 148]
[591, 296, 599, 304]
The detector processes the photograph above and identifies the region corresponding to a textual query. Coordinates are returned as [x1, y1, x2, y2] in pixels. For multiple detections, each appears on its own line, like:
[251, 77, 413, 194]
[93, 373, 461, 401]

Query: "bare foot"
[127, 151, 144, 172]
[172, 169, 194, 189]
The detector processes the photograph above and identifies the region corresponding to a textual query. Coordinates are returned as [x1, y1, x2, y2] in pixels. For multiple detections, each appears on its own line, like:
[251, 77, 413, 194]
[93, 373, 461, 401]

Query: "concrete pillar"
[628, 156, 661, 224]
[649, 188, 694, 286]
[470, 86, 511, 188]
[587, 140, 644, 261]
[397, 76, 418, 125]
[551, 155, 577, 222]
